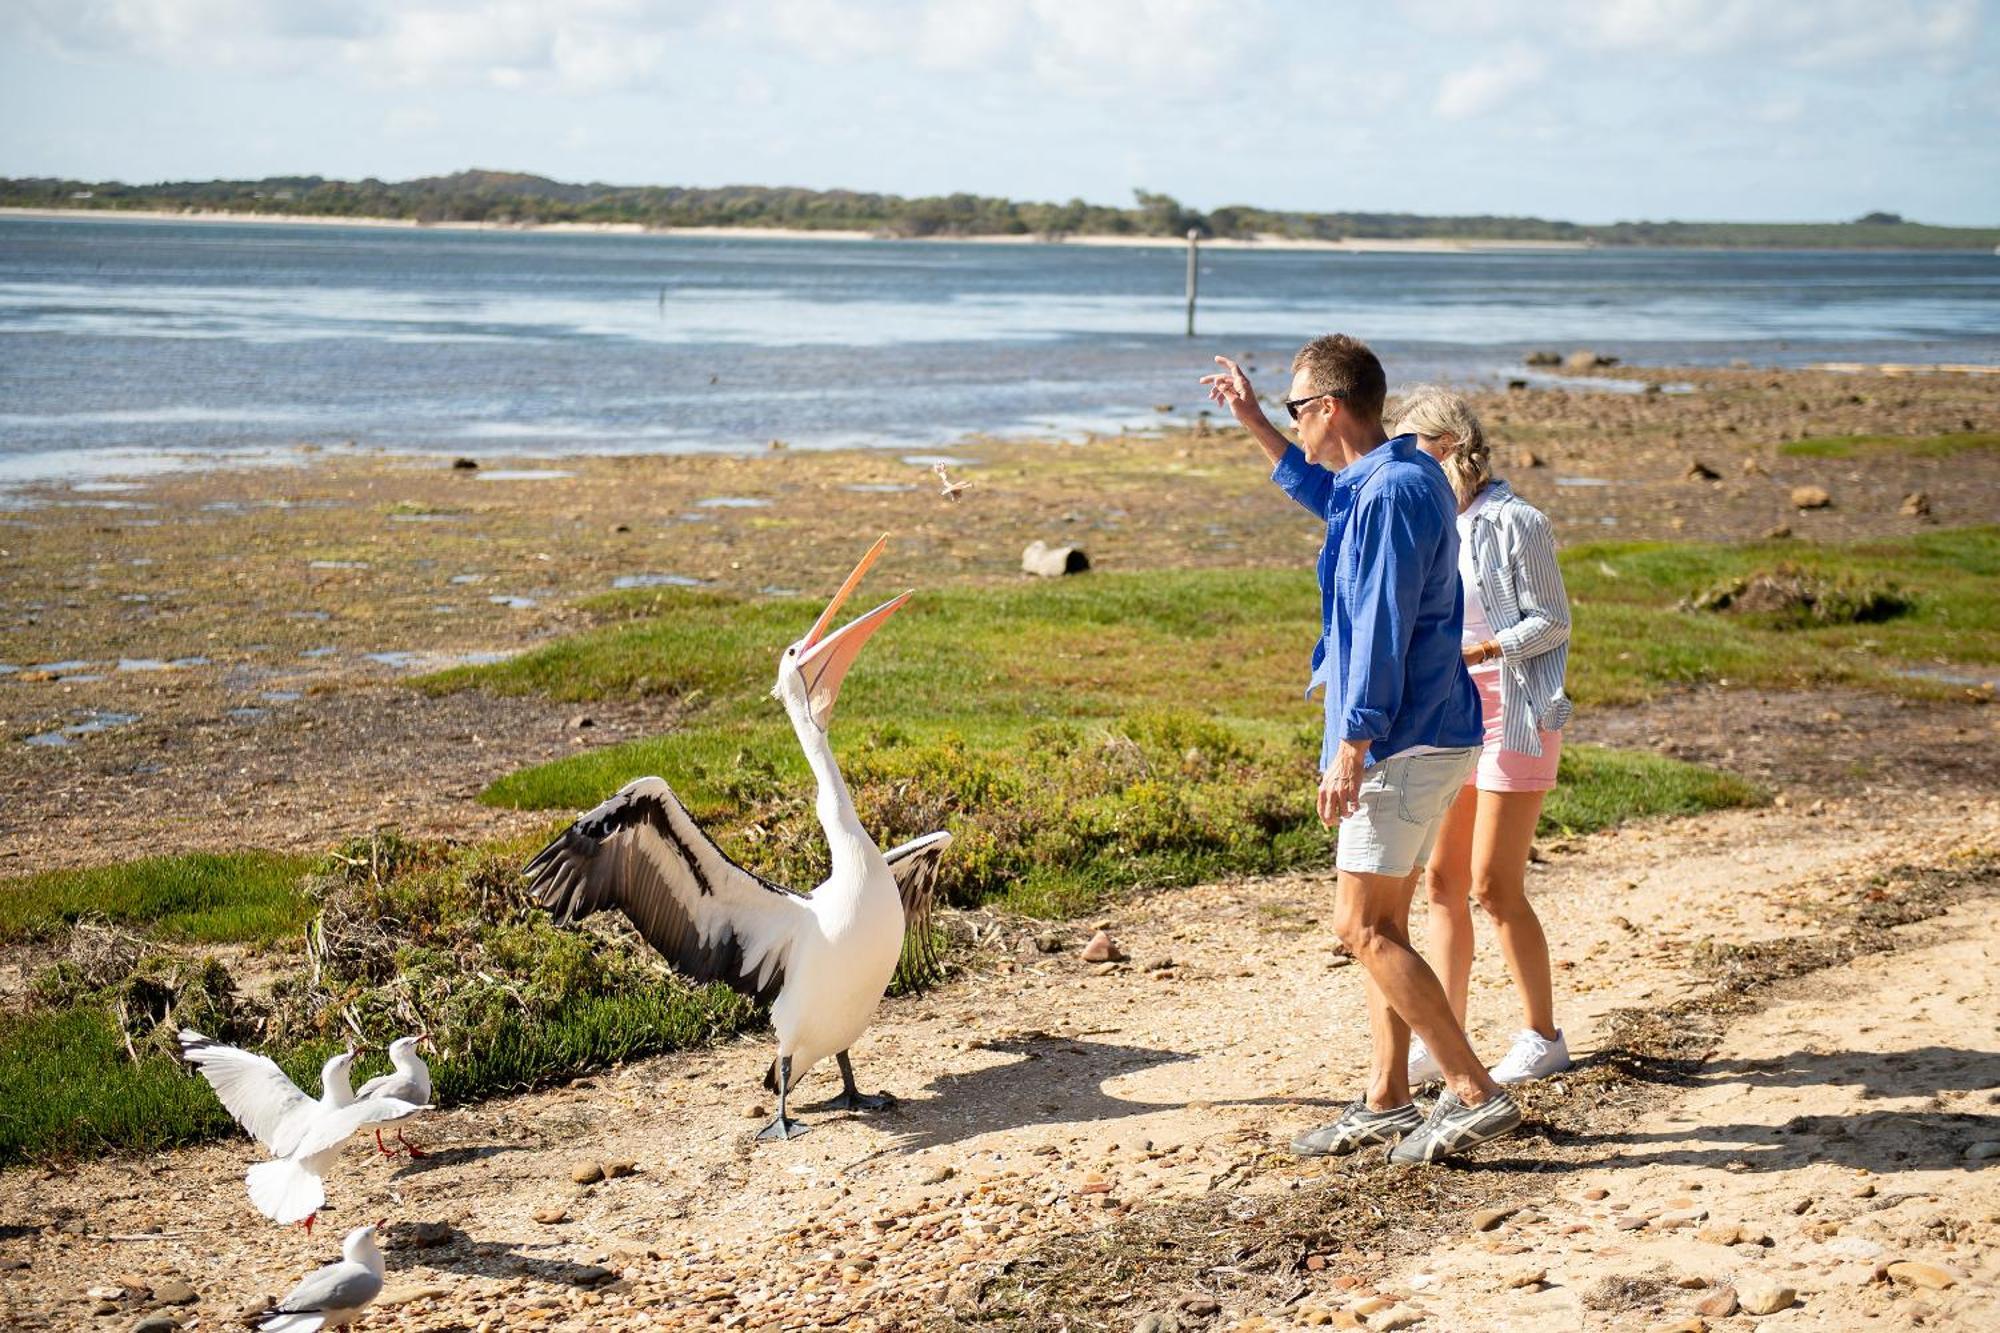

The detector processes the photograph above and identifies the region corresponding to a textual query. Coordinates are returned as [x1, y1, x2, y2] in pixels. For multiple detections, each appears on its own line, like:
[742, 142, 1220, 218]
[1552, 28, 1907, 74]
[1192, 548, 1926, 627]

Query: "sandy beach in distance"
[0, 205, 1594, 252]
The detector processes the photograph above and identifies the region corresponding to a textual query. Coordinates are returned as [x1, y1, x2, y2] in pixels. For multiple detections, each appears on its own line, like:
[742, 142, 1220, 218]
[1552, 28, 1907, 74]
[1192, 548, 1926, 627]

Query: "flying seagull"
[245, 1222, 385, 1331]
[177, 1030, 428, 1232]
[525, 536, 952, 1140]
[354, 1034, 434, 1158]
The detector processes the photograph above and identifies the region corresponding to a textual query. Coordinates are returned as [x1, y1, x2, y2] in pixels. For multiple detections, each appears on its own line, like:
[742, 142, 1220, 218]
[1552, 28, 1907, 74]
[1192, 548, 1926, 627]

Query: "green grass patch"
[1779, 430, 2000, 459]
[458, 557, 1824, 918]
[1566, 526, 2000, 705]
[0, 851, 315, 944]
[1542, 745, 1764, 838]
[0, 834, 765, 1167]
[0, 1007, 252, 1165]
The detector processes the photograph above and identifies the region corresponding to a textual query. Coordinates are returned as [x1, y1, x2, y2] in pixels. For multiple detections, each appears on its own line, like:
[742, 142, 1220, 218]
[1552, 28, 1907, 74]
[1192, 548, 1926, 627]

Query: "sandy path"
[3, 794, 1996, 1331]
[1389, 893, 2000, 1332]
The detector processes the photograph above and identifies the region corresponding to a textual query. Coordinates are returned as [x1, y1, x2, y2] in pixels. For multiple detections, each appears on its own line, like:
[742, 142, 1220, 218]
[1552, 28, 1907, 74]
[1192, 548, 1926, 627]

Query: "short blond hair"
[1396, 385, 1490, 505]
[1291, 334, 1386, 420]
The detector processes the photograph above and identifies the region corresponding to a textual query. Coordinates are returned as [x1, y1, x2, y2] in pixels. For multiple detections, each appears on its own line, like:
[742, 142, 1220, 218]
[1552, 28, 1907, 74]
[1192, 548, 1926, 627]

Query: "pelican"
[177, 1030, 428, 1232]
[524, 536, 952, 1141]
[247, 1222, 385, 1331]
[354, 1034, 432, 1158]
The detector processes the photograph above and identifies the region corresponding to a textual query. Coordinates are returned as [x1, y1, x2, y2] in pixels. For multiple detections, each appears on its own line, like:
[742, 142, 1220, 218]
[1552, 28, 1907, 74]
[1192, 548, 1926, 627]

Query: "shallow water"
[1892, 664, 1999, 690]
[363, 649, 517, 671]
[611, 573, 704, 589]
[6, 217, 1993, 485]
[24, 710, 141, 747]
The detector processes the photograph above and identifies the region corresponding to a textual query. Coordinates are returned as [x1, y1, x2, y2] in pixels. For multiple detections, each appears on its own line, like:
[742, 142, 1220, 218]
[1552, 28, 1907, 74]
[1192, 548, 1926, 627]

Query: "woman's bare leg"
[1470, 788, 1557, 1039]
[1422, 784, 1480, 1024]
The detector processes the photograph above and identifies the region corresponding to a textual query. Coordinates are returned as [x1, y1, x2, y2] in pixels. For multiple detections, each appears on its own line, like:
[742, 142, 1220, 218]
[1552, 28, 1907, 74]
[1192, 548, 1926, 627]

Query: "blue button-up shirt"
[1271, 434, 1483, 770]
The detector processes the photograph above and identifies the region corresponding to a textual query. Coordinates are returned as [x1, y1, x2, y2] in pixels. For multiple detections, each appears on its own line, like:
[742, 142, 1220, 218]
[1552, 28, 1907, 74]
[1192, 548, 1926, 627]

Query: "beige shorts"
[1335, 746, 1480, 877]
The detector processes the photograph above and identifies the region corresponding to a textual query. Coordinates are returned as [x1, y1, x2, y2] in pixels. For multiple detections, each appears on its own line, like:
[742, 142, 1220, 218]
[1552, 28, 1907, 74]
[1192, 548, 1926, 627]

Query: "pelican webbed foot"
[756, 1115, 811, 1141]
[831, 1051, 895, 1112]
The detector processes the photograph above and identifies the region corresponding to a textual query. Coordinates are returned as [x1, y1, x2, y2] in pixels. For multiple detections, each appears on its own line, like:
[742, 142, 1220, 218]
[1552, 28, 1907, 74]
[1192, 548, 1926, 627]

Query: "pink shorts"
[1467, 664, 1561, 793]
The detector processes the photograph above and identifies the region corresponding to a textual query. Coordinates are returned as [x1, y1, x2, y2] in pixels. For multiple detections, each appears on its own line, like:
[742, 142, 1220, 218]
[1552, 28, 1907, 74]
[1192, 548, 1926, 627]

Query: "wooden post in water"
[1184, 228, 1200, 337]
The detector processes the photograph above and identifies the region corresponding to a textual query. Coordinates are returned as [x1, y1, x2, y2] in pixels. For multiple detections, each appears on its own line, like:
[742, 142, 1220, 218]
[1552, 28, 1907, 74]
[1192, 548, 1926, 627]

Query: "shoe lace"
[1505, 1031, 1549, 1068]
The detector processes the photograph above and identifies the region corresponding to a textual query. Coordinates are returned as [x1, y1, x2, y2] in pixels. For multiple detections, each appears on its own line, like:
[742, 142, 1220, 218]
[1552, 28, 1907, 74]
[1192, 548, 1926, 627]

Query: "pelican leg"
[827, 1051, 892, 1112]
[756, 1055, 810, 1141]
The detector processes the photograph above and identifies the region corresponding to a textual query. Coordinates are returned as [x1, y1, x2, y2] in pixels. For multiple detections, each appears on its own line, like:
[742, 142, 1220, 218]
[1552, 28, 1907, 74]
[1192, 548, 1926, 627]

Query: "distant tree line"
[4, 171, 1995, 250]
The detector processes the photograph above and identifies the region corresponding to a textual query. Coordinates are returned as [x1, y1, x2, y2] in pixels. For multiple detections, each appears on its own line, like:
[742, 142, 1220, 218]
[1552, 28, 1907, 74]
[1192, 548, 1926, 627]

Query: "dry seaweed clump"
[263, 831, 762, 1100]
[1682, 563, 1909, 627]
[28, 921, 261, 1051]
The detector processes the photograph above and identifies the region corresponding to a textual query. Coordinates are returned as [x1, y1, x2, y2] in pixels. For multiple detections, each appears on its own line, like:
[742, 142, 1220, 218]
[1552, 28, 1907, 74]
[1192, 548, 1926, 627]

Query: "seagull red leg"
[397, 1128, 428, 1159]
[374, 1127, 402, 1157]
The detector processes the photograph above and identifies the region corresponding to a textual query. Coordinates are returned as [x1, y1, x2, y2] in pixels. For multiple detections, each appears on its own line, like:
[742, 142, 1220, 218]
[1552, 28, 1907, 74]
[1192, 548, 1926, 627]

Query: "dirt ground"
[2, 788, 1994, 1331]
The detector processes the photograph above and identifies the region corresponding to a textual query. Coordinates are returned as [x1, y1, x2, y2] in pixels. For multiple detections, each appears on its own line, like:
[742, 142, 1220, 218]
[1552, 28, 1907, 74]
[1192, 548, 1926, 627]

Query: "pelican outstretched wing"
[524, 777, 811, 1004]
[883, 830, 952, 984]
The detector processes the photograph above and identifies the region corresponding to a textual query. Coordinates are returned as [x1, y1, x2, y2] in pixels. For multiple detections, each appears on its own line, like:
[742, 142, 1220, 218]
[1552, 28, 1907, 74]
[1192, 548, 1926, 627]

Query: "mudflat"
[4, 364, 1994, 869]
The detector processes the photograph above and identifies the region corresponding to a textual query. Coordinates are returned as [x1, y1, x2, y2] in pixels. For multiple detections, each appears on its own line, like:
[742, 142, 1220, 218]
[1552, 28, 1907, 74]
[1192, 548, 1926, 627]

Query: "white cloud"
[1407, 0, 1979, 70]
[14, 0, 1265, 98]
[1434, 44, 1547, 120]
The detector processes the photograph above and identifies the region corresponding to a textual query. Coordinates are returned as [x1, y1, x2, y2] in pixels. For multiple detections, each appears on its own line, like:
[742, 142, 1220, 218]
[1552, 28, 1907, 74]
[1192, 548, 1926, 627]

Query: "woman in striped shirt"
[1397, 387, 1575, 1086]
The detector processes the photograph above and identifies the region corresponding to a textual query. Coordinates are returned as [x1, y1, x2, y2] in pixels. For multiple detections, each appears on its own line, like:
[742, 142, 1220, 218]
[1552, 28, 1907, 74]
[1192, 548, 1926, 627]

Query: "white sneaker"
[1406, 1036, 1444, 1086]
[1491, 1028, 1570, 1084]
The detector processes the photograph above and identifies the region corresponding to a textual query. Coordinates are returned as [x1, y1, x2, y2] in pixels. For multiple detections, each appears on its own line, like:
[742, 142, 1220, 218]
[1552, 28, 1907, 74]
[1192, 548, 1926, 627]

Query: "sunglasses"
[1284, 390, 1347, 421]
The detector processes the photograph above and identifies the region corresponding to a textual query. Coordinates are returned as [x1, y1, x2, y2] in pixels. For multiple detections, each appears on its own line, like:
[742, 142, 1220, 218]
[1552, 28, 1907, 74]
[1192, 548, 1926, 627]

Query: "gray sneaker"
[1291, 1100, 1425, 1156]
[1386, 1089, 1523, 1164]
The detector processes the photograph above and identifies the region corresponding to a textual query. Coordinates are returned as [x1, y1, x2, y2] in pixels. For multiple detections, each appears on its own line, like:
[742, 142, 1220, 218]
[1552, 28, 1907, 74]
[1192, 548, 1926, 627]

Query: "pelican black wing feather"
[524, 777, 810, 1005]
[882, 830, 952, 986]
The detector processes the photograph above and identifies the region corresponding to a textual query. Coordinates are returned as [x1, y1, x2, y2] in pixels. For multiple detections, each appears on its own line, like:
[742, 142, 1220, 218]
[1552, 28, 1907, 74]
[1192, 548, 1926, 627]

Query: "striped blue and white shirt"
[1460, 479, 1573, 756]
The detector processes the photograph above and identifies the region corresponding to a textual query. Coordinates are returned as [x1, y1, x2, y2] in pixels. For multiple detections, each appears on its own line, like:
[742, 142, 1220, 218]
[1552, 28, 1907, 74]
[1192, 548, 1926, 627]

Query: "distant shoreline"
[0, 207, 1599, 253]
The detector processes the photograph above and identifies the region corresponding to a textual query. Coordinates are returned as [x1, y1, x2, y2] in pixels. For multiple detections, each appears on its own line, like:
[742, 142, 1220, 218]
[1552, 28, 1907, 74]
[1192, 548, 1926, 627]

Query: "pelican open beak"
[796, 535, 910, 729]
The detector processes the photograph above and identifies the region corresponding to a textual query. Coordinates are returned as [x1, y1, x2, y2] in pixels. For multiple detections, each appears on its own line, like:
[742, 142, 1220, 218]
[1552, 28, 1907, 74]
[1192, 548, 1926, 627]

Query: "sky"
[1, 0, 1996, 226]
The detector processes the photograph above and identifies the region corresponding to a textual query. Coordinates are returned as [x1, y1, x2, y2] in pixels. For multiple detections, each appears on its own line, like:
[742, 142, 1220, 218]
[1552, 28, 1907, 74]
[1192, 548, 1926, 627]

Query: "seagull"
[354, 1034, 433, 1159]
[177, 1030, 428, 1233]
[246, 1222, 385, 1331]
[932, 462, 972, 502]
[525, 536, 952, 1141]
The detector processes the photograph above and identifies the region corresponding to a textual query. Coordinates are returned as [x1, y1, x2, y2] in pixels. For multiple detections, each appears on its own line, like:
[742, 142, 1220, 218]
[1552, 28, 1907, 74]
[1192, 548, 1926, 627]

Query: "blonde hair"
[1396, 385, 1490, 505]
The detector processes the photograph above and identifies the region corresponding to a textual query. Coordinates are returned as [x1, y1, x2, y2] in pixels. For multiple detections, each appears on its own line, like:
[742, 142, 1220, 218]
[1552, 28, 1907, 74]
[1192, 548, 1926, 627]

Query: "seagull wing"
[883, 830, 953, 983]
[291, 1097, 428, 1160]
[354, 1069, 423, 1104]
[267, 1259, 382, 1318]
[524, 776, 812, 1004]
[176, 1030, 317, 1156]
[352, 1071, 396, 1101]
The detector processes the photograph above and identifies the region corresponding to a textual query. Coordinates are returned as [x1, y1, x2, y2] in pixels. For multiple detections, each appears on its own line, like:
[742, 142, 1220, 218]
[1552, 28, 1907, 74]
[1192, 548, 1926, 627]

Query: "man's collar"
[1333, 432, 1415, 484]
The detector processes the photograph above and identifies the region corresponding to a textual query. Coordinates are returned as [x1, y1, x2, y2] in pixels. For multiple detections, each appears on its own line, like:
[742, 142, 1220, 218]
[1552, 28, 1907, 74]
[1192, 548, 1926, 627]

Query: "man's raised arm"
[1201, 355, 1333, 515]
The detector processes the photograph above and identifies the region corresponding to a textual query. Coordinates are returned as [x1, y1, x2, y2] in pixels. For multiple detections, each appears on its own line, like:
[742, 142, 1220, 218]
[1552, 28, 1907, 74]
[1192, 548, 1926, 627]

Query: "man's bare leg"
[1359, 868, 1419, 1109]
[1335, 866, 1502, 1108]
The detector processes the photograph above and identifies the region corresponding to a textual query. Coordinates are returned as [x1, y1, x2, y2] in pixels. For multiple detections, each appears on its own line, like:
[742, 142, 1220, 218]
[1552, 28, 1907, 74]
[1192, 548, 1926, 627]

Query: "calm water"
[1, 216, 1995, 483]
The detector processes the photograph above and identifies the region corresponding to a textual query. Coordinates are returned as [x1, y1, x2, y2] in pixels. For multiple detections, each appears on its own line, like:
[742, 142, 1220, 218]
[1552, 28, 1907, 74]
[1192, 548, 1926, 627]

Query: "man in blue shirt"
[1203, 335, 1522, 1163]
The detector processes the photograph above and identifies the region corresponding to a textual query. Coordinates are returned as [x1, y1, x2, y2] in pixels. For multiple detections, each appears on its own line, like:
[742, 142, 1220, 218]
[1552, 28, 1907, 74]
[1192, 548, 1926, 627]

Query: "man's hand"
[1201, 355, 1291, 466]
[1317, 739, 1371, 826]
[1199, 356, 1272, 431]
